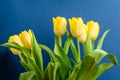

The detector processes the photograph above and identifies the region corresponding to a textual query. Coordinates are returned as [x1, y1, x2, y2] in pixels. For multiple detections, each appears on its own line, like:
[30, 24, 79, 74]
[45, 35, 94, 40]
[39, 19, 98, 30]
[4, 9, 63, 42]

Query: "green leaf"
[1, 41, 44, 80]
[1, 42, 31, 58]
[19, 71, 36, 80]
[27, 57, 44, 80]
[90, 49, 118, 65]
[76, 55, 97, 80]
[67, 62, 81, 80]
[63, 34, 72, 55]
[90, 49, 108, 64]
[19, 53, 33, 71]
[84, 33, 92, 56]
[55, 35, 62, 47]
[97, 30, 110, 49]
[65, 29, 79, 63]
[54, 42, 71, 67]
[39, 44, 56, 62]
[55, 55, 71, 80]
[53, 33, 72, 80]
[93, 63, 114, 79]
[107, 54, 118, 65]
[44, 62, 59, 80]
[80, 49, 118, 80]
[70, 40, 79, 63]
[1, 42, 23, 51]
[76, 53, 118, 80]
[31, 31, 43, 73]
[20, 61, 31, 71]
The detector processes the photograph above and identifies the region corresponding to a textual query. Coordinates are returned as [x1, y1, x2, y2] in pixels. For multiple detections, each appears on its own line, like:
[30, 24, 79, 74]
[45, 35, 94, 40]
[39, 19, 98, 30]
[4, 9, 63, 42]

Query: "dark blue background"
[0, 0, 120, 80]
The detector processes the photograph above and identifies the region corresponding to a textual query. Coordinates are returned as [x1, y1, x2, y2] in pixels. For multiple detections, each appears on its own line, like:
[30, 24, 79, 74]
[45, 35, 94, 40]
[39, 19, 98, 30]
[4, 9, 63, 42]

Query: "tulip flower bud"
[19, 30, 32, 49]
[78, 24, 88, 43]
[53, 16, 67, 36]
[69, 17, 84, 38]
[8, 35, 23, 55]
[87, 21, 100, 41]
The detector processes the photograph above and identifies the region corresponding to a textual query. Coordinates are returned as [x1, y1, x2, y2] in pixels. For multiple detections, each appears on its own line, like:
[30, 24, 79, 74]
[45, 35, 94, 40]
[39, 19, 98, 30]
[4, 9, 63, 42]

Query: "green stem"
[70, 40, 80, 63]
[77, 39, 81, 61]
[55, 35, 62, 47]
[39, 44, 56, 62]
[28, 57, 44, 80]
[19, 54, 24, 61]
[92, 41, 94, 50]
[67, 62, 81, 80]
[58, 36, 62, 47]
[18, 54, 32, 71]
[65, 29, 70, 36]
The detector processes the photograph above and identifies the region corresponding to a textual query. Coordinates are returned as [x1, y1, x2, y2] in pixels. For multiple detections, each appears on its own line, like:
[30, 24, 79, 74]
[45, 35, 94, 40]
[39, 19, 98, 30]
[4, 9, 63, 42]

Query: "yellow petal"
[87, 21, 100, 41]
[28, 29, 32, 38]
[78, 24, 88, 43]
[19, 30, 32, 49]
[69, 17, 84, 38]
[53, 16, 67, 36]
[10, 48, 21, 55]
[8, 35, 23, 55]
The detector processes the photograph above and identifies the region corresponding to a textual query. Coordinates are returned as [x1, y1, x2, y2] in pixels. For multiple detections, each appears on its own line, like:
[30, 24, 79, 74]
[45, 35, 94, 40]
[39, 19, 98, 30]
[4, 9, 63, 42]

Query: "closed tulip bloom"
[69, 17, 84, 38]
[87, 21, 100, 41]
[8, 35, 23, 55]
[19, 30, 32, 49]
[53, 16, 67, 36]
[78, 24, 88, 43]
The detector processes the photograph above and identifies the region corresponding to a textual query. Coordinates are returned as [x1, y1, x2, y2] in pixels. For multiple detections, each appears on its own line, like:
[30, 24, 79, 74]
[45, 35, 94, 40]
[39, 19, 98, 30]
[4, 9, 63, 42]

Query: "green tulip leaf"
[84, 33, 92, 56]
[63, 34, 72, 55]
[76, 55, 97, 80]
[39, 44, 56, 62]
[20, 60, 32, 71]
[107, 54, 118, 65]
[27, 57, 44, 80]
[93, 63, 114, 79]
[44, 62, 59, 80]
[19, 71, 36, 80]
[97, 30, 109, 49]
[54, 42, 71, 67]
[67, 62, 81, 80]
[1, 42, 31, 58]
[54, 41, 72, 80]
[65, 29, 79, 63]
[90, 49, 118, 65]
[31, 31, 43, 73]
[1, 42, 23, 51]
[70, 40, 79, 63]
[76, 51, 118, 80]
[90, 49, 108, 64]
[55, 55, 71, 80]
[19, 53, 34, 71]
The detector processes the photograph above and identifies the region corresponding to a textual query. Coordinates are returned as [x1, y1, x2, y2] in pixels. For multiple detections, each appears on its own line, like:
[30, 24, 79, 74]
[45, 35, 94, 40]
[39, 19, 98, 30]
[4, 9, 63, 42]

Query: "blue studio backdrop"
[0, 0, 120, 80]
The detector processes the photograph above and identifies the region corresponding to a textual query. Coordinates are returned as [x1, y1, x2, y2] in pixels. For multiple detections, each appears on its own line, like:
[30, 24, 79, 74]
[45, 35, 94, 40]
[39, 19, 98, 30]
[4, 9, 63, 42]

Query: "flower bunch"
[1, 16, 118, 80]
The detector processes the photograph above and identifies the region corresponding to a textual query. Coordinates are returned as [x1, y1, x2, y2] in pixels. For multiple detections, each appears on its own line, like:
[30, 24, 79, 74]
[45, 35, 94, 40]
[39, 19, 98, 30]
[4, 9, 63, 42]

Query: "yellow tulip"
[69, 17, 84, 38]
[78, 24, 88, 43]
[19, 30, 32, 49]
[87, 21, 100, 41]
[53, 16, 67, 36]
[8, 35, 23, 55]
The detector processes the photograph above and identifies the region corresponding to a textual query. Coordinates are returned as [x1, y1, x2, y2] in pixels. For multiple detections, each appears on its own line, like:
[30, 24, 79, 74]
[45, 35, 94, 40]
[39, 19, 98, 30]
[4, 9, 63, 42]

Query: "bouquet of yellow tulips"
[1, 16, 118, 80]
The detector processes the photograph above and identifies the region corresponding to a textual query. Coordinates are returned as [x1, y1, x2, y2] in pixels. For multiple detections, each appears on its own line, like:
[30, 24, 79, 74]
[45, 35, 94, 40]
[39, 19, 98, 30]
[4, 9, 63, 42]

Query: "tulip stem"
[18, 54, 32, 71]
[58, 36, 62, 47]
[77, 39, 81, 61]
[55, 35, 62, 47]
[92, 41, 94, 50]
